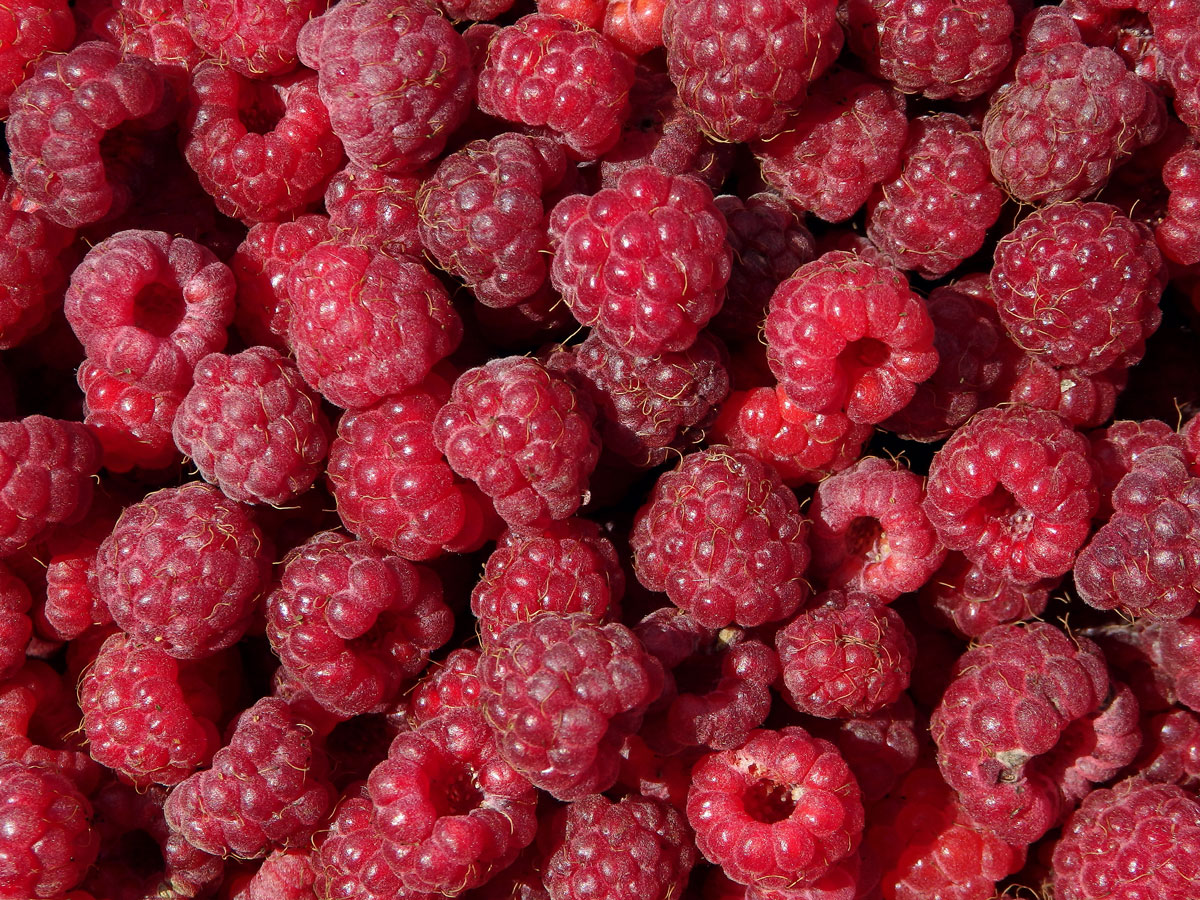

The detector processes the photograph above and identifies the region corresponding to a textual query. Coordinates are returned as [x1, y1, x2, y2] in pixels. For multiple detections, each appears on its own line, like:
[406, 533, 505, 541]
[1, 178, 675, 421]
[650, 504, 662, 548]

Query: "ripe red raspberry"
[1051, 777, 1200, 900]
[549, 165, 730, 357]
[1136, 708, 1200, 789]
[407, 647, 482, 726]
[479, 612, 663, 800]
[78, 631, 221, 788]
[313, 794, 409, 900]
[287, 240, 462, 409]
[183, 64, 344, 224]
[434, 356, 601, 529]
[981, 7, 1164, 204]
[806, 694, 920, 806]
[0, 0, 74, 118]
[632, 446, 810, 629]
[0, 173, 73, 351]
[1146, 0, 1200, 130]
[991, 202, 1166, 375]
[996, 351, 1128, 431]
[663, 0, 842, 143]
[65, 229, 235, 394]
[232, 849, 316, 900]
[1157, 148, 1200, 264]
[477, 14, 634, 160]
[77, 361, 182, 473]
[0, 563, 31, 682]
[754, 68, 908, 224]
[183, 0, 324, 78]
[298, 0, 472, 174]
[172, 346, 332, 506]
[1043, 679, 1143, 810]
[95, 482, 272, 659]
[687, 727, 864, 890]
[266, 531, 453, 717]
[1154, 617, 1200, 712]
[419, 133, 567, 308]
[923, 405, 1097, 585]
[765, 250, 938, 425]
[918, 552, 1054, 639]
[41, 528, 114, 643]
[325, 165, 421, 259]
[6, 40, 171, 228]
[103, 0, 204, 91]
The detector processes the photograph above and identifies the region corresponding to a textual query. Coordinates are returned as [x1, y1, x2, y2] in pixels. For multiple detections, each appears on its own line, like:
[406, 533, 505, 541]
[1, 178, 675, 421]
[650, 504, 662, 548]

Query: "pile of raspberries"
[7, 0, 1200, 897]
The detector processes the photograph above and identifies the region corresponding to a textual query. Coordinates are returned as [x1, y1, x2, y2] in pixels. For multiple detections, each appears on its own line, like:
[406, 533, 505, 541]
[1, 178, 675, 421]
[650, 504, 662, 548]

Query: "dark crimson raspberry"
[434, 356, 601, 529]
[808, 457, 945, 601]
[103, 0, 204, 89]
[1147, 0, 1200, 130]
[1186, 414, 1200, 477]
[865, 115, 1002, 279]
[1155, 617, 1200, 712]
[663, 0, 841, 143]
[549, 165, 730, 357]
[442, 0, 514, 22]
[806, 694, 921, 806]
[233, 849, 317, 900]
[0, 173, 73, 351]
[65, 229, 235, 394]
[765, 250, 938, 425]
[172, 346, 332, 506]
[923, 405, 1097, 585]
[1090, 420, 1188, 519]
[266, 531, 453, 717]
[79, 631, 221, 788]
[995, 352, 1128, 431]
[287, 239, 462, 409]
[1157, 148, 1200, 265]
[1136, 708, 1200, 789]
[407, 647, 482, 726]
[477, 14, 634, 160]
[754, 68, 908, 224]
[0, 563, 31, 682]
[0, 0, 73, 118]
[298, 0, 472, 174]
[419, 133, 567, 308]
[313, 794, 410, 900]
[0, 660, 99, 791]
[95, 482, 272, 659]
[687, 727, 864, 890]
[919, 551, 1054, 639]
[325, 165, 421, 259]
[981, 7, 1164, 204]
[183, 63, 344, 224]
[631, 446, 810, 629]
[1051, 777, 1200, 900]
[165, 697, 335, 859]
[77, 361, 182, 473]
[183, 0, 324, 78]
[991, 202, 1165, 375]
[479, 612, 663, 800]
[6, 40, 171, 228]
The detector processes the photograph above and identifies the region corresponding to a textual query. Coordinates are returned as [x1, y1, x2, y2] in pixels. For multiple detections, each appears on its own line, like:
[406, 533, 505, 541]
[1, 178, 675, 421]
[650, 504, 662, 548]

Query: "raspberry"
[808, 457, 945, 601]
[806, 694, 920, 806]
[77, 361, 183, 472]
[64, 229, 236, 394]
[0, 173, 73, 351]
[1157, 148, 1200, 265]
[544, 794, 696, 900]
[754, 68, 908, 224]
[298, 0, 472, 174]
[765, 250, 938, 425]
[287, 240, 462, 409]
[996, 352, 1128, 431]
[687, 727, 864, 890]
[42, 534, 113, 643]
[418, 133, 567, 309]
[165, 696, 335, 859]
[235, 849, 317, 900]
[0, 661, 99, 792]
[865, 115, 1002, 279]
[991, 202, 1165, 375]
[407, 647, 482, 726]
[6, 40, 171, 228]
[479, 612, 663, 800]
[776, 590, 915, 719]
[1154, 617, 1200, 712]
[981, 7, 1164, 205]
[476, 14, 634, 160]
[602, 0, 666, 54]
[78, 631, 221, 788]
[171, 346, 333, 506]
[1187, 414, 1200, 477]
[0, 760, 100, 899]
[631, 446, 810, 629]
[104, 0, 204, 90]
[1091, 420, 1188, 521]
[923, 405, 1097, 585]
[434, 356, 601, 529]
[95, 481, 272, 659]
[664, 0, 841, 144]
[471, 518, 624, 647]
[266, 531, 453, 717]
[1136, 708, 1200, 789]
[312, 794, 410, 900]
[182, 0, 324, 78]
[0, 0, 74, 118]
[1146, 0, 1200, 131]
[325, 165, 421, 259]
[1051, 777, 1200, 900]
[0, 563, 31, 682]
[548, 165, 731, 357]
[918, 552, 1054, 639]
[182, 64, 344, 224]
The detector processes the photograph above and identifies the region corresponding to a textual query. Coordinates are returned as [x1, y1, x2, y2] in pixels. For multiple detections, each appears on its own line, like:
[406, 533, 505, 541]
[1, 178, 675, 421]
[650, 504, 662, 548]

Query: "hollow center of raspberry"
[132, 281, 186, 337]
[743, 777, 798, 823]
[435, 768, 485, 817]
[981, 486, 1033, 536]
[846, 516, 886, 559]
[840, 337, 891, 369]
[238, 81, 287, 135]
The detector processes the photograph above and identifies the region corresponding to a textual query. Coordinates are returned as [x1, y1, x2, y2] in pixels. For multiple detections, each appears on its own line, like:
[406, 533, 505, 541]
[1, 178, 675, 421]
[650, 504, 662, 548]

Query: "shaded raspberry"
[664, 0, 840, 143]
[0, 660, 99, 792]
[687, 727, 864, 890]
[809, 457, 945, 601]
[0, 173, 73, 351]
[1157, 148, 1200, 265]
[981, 7, 1164, 204]
[919, 551, 1054, 640]
[419, 133, 567, 308]
[41, 532, 113, 642]
[1090, 419, 1187, 520]
[78, 361, 182, 472]
[172, 346, 332, 506]
[266, 531, 453, 717]
[765, 250, 938, 425]
[287, 240, 461, 409]
[0, 0, 74, 118]
[312, 794, 413, 900]
[95, 481, 271, 659]
[754, 68, 908, 224]
[1155, 617, 1200, 712]
[549, 165, 730, 357]
[0, 562, 32, 682]
[1145, 0, 1200, 130]
[235, 849, 317, 900]
[6, 40, 170, 228]
[407, 647, 482, 727]
[479, 612, 663, 800]
[470, 285, 576, 351]
[183, 0, 324, 78]
[326, 165, 421, 259]
[632, 446, 810, 629]
[806, 694, 921, 806]
[995, 351, 1128, 431]
[1136, 708, 1200, 789]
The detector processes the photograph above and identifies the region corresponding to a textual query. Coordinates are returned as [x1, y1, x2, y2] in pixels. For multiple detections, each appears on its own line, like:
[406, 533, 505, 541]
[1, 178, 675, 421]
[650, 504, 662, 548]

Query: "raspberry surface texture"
[325, 165, 421, 259]
[182, 0, 325, 78]
[918, 551, 1054, 639]
[78, 360, 183, 472]
[0, 173, 72, 351]
[0, 0, 74, 119]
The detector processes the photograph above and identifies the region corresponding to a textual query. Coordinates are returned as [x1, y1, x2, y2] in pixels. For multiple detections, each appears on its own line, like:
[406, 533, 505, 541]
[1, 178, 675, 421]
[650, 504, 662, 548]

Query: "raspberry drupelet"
[1153, 617, 1200, 712]
[312, 793, 411, 900]
[77, 361, 183, 472]
[1157, 148, 1200, 264]
[234, 849, 317, 900]
[0, 173, 73, 351]
[765, 250, 938, 425]
[266, 531, 453, 718]
[631, 446, 810, 629]
[182, 0, 324, 78]
[407, 647, 482, 727]
[0, 0, 74, 119]
[918, 551, 1054, 639]
[325, 165, 421, 259]
[549, 165, 731, 357]
[1135, 708, 1200, 789]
